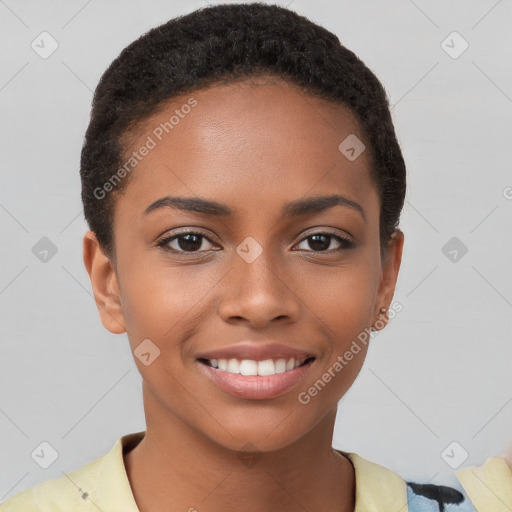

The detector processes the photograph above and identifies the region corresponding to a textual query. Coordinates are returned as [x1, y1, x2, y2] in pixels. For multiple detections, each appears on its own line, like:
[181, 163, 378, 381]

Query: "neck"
[124, 383, 355, 512]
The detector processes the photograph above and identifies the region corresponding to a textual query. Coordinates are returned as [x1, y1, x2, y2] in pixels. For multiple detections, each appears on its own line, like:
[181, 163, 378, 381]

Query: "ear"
[372, 229, 404, 330]
[82, 230, 126, 334]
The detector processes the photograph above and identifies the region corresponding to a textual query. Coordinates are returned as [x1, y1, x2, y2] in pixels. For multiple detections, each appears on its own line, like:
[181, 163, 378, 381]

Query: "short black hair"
[80, 2, 406, 260]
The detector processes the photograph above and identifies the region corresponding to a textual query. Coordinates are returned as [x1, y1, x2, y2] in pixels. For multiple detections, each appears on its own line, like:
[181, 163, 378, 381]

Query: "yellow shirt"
[1, 430, 410, 511]
[457, 456, 512, 512]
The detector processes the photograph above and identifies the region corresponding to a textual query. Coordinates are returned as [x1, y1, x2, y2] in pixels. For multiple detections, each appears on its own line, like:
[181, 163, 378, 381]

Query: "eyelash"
[156, 229, 354, 256]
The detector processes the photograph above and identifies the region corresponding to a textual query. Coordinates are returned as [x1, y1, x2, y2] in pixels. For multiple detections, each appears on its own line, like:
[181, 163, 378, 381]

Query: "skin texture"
[83, 76, 404, 512]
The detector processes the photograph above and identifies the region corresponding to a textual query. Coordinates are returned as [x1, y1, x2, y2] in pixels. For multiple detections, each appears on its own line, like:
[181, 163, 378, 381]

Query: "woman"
[1, 3, 478, 511]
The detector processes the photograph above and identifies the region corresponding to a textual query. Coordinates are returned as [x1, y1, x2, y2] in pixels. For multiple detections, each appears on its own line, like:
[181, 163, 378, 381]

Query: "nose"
[217, 246, 301, 329]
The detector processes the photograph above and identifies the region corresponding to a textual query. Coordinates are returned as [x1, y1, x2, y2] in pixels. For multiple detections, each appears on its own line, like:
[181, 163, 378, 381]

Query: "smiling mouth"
[197, 356, 316, 377]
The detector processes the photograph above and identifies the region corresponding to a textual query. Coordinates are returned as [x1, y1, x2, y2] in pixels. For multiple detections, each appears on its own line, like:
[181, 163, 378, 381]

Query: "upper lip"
[196, 343, 316, 362]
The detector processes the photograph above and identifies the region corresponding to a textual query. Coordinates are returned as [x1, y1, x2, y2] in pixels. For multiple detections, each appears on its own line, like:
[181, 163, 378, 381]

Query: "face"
[84, 76, 403, 452]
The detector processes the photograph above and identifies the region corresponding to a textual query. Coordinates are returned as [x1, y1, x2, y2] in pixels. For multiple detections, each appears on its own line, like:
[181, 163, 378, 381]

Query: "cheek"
[302, 256, 379, 330]
[303, 257, 379, 377]
[118, 257, 220, 349]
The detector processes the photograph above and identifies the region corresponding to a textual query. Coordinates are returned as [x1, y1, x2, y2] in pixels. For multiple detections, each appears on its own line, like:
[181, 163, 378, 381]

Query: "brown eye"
[157, 231, 216, 253]
[295, 232, 354, 252]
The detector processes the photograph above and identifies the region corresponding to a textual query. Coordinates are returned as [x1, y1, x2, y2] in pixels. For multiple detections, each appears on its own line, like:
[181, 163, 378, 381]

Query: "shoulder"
[338, 450, 477, 512]
[456, 455, 512, 511]
[0, 432, 143, 512]
[0, 456, 104, 511]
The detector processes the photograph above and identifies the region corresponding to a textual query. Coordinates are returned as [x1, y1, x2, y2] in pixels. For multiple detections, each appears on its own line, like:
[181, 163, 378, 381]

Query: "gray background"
[1, 0, 511, 501]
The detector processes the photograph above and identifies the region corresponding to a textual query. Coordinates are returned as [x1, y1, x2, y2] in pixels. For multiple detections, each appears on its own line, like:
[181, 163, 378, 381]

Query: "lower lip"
[198, 360, 314, 400]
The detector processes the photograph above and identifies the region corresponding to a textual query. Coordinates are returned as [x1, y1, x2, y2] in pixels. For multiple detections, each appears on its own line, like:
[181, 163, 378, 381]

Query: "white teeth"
[274, 359, 287, 373]
[239, 359, 258, 375]
[257, 359, 276, 376]
[207, 357, 311, 376]
[227, 358, 240, 373]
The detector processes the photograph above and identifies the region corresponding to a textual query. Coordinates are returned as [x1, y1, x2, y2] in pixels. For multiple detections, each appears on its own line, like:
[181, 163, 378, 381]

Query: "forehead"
[114, 77, 378, 223]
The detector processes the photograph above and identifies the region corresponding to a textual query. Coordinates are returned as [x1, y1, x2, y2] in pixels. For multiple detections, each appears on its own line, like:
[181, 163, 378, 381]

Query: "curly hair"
[80, 2, 406, 260]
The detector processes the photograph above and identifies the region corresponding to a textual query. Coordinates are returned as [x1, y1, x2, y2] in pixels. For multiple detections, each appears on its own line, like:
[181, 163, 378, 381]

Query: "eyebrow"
[143, 194, 365, 221]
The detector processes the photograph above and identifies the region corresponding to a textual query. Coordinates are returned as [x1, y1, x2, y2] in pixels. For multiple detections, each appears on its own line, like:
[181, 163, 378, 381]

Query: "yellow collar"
[337, 450, 409, 511]
[82, 433, 410, 511]
[100, 433, 409, 511]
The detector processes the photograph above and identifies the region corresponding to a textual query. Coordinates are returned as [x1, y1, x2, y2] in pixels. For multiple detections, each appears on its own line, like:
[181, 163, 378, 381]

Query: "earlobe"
[82, 230, 126, 334]
[370, 307, 389, 332]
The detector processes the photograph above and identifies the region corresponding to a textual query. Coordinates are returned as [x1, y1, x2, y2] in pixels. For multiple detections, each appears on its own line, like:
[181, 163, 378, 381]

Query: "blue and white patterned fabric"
[406, 482, 477, 511]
